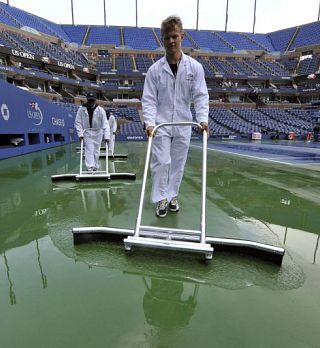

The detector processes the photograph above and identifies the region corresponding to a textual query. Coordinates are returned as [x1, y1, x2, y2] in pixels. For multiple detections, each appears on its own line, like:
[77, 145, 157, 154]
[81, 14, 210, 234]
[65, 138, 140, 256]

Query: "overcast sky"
[2, 0, 320, 33]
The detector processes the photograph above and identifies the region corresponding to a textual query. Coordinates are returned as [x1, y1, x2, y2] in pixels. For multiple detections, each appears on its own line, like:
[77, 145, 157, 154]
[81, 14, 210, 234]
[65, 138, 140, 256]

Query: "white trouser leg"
[109, 134, 115, 154]
[84, 140, 95, 169]
[84, 131, 103, 169]
[150, 134, 171, 203]
[167, 133, 190, 201]
[93, 143, 100, 169]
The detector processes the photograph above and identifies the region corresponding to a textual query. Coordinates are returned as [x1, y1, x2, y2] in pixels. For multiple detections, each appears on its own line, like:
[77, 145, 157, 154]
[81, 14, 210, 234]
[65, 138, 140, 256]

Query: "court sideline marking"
[191, 143, 320, 167]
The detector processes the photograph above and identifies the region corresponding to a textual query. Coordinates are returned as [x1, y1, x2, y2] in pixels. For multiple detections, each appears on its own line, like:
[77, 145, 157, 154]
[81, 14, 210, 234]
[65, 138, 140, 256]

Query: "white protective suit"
[108, 113, 117, 155]
[142, 53, 209, 203]
[74, 104, 110, 170]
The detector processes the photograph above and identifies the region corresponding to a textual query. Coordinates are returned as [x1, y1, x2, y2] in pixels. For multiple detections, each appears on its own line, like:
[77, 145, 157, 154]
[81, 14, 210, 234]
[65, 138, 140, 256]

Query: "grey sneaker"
[88, 167, 97, 173]
[169, 197, 179, 212]
[156, 199, 168, 218]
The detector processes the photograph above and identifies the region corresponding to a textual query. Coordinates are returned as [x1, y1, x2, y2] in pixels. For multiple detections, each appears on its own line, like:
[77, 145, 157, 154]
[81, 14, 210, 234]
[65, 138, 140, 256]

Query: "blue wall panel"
[0, 80, 76, 159]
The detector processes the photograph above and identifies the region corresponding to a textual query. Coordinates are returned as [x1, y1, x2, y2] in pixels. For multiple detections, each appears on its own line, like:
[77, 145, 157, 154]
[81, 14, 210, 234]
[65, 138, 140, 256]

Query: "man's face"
[162, 25, 184, 56]
[87, 98, 95, 106]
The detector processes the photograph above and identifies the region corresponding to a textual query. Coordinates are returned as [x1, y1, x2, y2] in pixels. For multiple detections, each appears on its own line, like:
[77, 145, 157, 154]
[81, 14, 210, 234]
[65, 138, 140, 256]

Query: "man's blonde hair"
[160, 15, 183, 38]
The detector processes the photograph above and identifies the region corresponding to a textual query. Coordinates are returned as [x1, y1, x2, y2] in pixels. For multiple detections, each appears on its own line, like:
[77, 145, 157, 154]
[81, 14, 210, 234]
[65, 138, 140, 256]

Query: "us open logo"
[1, 104, 10, 121]
[27, 102, 43, 126]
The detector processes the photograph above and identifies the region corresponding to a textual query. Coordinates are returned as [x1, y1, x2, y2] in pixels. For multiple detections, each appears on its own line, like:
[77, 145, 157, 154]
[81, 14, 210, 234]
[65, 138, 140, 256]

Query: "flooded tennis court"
[1, 141, 319, 347]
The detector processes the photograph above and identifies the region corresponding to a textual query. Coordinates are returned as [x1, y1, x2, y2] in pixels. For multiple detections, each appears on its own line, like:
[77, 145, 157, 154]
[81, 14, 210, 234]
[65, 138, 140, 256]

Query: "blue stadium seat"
[123, 27, 159, 50]
[61, 25, 88, 46]
[86, 26, 121, 46]
[188, 30, 232, 52]
[290, 21, 320, 50]
[267, 27, 296, 52]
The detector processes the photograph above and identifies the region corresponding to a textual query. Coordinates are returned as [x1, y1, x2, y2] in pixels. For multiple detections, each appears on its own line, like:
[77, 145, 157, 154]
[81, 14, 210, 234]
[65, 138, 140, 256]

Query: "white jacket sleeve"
[114, 118, 117, 133]
[111, 116, 117, 133]
[192, 63, 209, 124]
[142, 67, 158, 128]
[74, 106, 84, 137]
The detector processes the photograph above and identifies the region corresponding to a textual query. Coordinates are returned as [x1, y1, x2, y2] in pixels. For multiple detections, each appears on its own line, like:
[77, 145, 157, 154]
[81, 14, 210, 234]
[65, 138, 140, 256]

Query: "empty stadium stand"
[1, 3, 320, 142]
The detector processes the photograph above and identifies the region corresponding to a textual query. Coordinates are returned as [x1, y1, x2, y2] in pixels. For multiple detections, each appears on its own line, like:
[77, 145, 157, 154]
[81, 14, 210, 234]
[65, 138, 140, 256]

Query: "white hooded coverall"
[142, 53, 209, 203]
[108, 113, 117, 155]
[74, 105, 110, 170]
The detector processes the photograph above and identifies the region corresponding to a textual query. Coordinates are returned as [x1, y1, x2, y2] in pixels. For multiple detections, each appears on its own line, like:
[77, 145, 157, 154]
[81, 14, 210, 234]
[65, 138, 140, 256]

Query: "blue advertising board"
[0, 80, 76, 159]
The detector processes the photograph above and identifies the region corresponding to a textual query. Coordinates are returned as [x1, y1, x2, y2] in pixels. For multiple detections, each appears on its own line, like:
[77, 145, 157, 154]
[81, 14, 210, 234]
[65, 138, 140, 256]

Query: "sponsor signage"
[11, 49, 35, 60]
[27, 102, 43, 126]
[236, 88, 247, 92]
[1, 103, 10, 121]
[118, 86, 132, 90]
[0, 65, 14, 72]
[301, 88, 316, 92]
[57, 61, 75, 70]
[52, 117, 65, 127]
[125, 135, 144, 140]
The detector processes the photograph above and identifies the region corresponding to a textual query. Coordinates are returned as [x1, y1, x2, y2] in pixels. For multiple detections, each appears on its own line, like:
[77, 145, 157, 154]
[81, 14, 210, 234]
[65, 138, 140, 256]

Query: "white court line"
[191, 144, 312, 166]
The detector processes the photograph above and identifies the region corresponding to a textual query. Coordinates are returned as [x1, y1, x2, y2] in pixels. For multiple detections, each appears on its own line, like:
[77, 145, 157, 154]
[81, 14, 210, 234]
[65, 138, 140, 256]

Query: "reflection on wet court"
[0, 141, 320, 348]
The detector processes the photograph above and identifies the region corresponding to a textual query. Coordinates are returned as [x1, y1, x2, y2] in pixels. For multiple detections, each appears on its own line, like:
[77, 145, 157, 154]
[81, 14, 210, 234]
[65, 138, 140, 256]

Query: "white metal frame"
[78, 133, 110, 179]
[72, 122, 285, 264]
[51, 128, 135, 181]
[122, 122, 213, 260]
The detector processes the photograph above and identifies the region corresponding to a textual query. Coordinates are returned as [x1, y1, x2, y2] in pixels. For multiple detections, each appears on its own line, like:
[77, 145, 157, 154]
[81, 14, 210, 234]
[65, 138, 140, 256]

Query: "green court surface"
[0, 141, 319, 348]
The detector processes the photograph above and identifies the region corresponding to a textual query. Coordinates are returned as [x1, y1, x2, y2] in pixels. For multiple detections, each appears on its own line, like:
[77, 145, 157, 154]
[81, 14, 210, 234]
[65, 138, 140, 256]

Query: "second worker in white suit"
[142, 15, 209, 218]
[106, 109, 117, 155]
[74, 91, 110, 171]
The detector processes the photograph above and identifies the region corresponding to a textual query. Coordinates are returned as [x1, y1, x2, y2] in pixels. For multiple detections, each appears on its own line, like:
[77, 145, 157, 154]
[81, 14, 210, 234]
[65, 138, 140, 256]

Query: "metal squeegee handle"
[151, 121, 203, 135]
[134, 121, 208, 244]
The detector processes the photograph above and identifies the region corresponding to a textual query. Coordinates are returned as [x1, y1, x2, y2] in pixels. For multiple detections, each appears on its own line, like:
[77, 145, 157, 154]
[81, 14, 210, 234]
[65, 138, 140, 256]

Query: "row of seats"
[54, 101, 315, 138]
[96, 54, 289, 77]
[2, 3, 320, 53]
[66, 21, 320, 53]
[297, 56, 320, 75]
[0, 2, 70, 42]
[0, 5, 318, 79]
[96, 53, 317, 78]
[290, 21, 320, 50]
[232, 107, 312, 135]
[0, 30, 88, 67]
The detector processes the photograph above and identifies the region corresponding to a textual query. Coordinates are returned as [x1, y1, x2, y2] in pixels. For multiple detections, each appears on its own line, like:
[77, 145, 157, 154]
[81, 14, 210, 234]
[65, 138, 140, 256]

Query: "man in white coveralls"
[106, 109, 117, 155]
[142, 15, 209, 218]
[74, 91, 110, 171]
